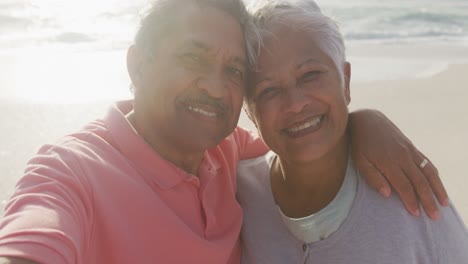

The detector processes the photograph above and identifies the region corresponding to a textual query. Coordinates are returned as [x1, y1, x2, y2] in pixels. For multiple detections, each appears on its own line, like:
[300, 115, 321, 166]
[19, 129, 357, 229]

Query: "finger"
[403, 161, 440, 220]
[353, 152, 391, 197]
[385, 166, 421, 217]
[417, 152, 449, 207]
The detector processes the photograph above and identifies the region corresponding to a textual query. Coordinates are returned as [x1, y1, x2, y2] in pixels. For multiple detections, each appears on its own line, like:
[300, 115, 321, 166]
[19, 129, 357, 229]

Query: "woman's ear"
[344, 62, 351, 105]
[127, 45, 145, 89]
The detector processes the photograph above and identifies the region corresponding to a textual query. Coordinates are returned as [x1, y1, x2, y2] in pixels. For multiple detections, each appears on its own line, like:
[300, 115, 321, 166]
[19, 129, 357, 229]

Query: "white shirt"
[277, 154, 358, 243]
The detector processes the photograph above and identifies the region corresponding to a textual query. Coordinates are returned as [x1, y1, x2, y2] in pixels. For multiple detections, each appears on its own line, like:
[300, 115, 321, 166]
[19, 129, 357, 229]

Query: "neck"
[272, 133, 350, 217]
[126, 110, 204, 176]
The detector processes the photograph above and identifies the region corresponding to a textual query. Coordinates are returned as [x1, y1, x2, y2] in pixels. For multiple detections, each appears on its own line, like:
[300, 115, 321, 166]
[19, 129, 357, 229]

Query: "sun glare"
[28, 0, 142, 40]
[8, 47, 132, 103]
[3, 0, 146, 103]
[29, 0, 141, 15]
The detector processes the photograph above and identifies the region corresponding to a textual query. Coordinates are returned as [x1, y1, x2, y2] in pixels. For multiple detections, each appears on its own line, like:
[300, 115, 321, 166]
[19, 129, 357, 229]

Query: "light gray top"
[276, 152, 357, 243]
[237, 151, 468, 264]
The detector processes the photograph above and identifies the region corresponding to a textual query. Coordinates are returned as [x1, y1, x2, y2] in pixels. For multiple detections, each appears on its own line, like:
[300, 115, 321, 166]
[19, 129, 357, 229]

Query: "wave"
[1, 0, 467, 47]
[395, 11, 468, 27]
[327, 4, 468, 43]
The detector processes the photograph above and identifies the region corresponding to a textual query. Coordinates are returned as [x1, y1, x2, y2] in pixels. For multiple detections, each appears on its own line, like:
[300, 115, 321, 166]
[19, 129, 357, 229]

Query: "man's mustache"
[182, 93, 228, 114]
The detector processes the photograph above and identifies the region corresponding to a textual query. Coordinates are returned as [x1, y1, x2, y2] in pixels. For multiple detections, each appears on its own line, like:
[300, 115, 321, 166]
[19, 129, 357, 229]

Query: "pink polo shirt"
[0, 101, 267, 264]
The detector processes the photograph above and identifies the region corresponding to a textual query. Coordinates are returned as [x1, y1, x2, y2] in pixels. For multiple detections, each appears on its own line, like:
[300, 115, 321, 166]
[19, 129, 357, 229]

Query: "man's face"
[133, 5, 246, 153]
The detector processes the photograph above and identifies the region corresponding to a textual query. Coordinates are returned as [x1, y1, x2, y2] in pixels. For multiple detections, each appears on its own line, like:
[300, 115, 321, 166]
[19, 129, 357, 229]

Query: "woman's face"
[246, 24, 351, 163]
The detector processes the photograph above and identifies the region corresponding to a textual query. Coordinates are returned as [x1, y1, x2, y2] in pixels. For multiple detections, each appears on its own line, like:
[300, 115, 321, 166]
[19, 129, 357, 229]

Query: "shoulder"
[219, 126, 268, 159]
[57, 119, 115, 156]
[207, 127, 249, 158]
[236, 151, 275, 201]
[346, 172, 433, 242]
[435, 201, 467, 232]
[21, 120, 116, 192]
[430, 202, 468, 262]
[353, 173, 468, 261]
[237, 151, 274, 181]
[36, 119, 116, 164]
[238, 150, 272, 167]
[219, 126, 254, 146]
[357, 174, 467, 233]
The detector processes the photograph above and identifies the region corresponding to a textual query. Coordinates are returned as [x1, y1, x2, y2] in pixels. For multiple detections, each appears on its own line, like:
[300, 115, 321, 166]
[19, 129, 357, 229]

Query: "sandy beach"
[349, 44, 468, 223]
[350, 67, 468, 223]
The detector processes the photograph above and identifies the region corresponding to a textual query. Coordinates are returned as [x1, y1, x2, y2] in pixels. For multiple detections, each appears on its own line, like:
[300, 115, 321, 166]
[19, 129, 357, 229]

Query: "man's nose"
[196, 71, 228, 98]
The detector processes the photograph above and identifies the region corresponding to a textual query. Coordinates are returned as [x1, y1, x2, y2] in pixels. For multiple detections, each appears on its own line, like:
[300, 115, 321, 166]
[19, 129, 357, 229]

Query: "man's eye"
[181, 53, 201, 62]
[227, 67, 244, 81]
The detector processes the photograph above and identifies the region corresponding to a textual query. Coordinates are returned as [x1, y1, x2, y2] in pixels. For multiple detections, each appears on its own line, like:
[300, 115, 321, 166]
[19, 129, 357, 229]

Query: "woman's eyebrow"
[296, 58, 321, 70]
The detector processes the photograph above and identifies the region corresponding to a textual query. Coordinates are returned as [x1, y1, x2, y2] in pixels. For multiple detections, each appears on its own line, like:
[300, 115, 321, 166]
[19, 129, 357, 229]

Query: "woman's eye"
[302, 71, 322, 82]
[227, 67, 245, 81]
[256, 86, 280, 101]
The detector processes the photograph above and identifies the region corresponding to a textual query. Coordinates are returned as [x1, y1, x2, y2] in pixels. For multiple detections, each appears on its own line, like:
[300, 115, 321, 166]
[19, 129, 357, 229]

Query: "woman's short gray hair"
[134, 0, 260, 67]
[247, 0, 346, 74]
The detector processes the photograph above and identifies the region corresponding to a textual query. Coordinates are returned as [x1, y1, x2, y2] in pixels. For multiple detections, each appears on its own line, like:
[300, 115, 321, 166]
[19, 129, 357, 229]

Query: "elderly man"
[0, 0, 447, 263]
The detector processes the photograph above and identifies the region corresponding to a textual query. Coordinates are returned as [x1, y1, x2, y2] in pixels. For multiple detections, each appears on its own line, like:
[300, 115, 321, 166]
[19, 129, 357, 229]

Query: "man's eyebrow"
[184, 40, 211, 52]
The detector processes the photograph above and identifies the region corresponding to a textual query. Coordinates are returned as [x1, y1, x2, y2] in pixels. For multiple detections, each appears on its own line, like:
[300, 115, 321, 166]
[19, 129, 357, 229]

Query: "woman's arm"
[349, 109, 448, 220]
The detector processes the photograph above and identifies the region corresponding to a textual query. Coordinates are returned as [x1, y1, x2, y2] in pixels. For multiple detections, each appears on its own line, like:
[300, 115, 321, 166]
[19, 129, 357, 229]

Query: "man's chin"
[189, 130, 231, 149]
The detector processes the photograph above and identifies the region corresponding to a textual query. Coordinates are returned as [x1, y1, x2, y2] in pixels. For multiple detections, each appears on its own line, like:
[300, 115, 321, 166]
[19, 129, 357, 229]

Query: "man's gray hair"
[134, 0, 259, 67]
[247, 0, 346, 74]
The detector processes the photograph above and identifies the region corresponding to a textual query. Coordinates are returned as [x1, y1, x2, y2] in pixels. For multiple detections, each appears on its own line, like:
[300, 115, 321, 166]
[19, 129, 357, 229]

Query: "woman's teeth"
[287, 116, 322, 133]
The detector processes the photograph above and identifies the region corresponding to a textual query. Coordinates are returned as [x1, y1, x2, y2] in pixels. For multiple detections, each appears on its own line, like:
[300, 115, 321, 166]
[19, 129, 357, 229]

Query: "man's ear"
[344, 62, 351, 105]
[127, 45, 145, 89]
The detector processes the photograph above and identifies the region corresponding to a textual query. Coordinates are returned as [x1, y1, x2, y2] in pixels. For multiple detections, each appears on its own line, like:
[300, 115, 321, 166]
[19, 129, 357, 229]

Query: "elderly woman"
[237, 1, 468, 263]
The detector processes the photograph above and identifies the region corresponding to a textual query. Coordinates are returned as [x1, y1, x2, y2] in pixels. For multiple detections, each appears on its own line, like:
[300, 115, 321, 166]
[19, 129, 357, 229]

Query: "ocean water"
[1, 0, 467, 50]
[1, 0, 468, 209]
[319, 0, 468, 44]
